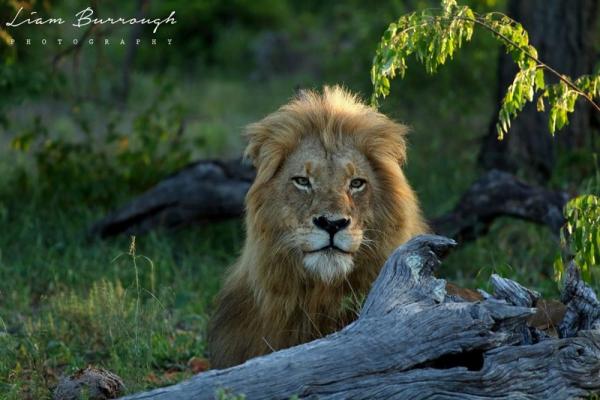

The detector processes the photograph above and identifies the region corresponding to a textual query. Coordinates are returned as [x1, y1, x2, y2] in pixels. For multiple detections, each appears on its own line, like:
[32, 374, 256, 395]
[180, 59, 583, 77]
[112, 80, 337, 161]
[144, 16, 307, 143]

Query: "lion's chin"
[302, 250, 354, 284]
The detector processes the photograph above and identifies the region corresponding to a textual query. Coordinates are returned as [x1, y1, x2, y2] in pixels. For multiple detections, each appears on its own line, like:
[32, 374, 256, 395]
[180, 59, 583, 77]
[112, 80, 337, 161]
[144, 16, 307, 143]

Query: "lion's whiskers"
[261, 337, 276, 353]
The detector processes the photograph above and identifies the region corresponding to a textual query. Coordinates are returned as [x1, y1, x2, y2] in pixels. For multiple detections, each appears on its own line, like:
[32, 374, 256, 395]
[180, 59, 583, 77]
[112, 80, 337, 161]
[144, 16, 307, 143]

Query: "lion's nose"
[313, 216, 351, 235]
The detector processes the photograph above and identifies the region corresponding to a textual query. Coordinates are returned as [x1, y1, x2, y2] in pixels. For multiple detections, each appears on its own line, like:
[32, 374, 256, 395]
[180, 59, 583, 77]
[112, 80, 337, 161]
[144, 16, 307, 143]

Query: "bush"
[9, 81, 191, 205]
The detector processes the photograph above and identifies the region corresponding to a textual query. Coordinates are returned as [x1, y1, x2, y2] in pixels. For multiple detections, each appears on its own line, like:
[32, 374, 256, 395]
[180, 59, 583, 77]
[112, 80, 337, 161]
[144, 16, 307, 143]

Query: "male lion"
[207, 86, 428, 368]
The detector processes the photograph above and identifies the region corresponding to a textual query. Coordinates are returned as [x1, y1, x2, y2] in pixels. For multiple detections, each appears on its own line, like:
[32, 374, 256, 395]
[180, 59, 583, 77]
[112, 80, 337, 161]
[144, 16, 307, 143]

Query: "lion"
[207, 86, 429, 369]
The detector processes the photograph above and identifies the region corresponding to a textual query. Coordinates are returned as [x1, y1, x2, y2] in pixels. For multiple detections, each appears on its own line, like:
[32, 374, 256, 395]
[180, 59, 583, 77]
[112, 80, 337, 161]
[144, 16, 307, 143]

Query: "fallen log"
[430, 169, 571, 242]
[119, 235, 600, 400]
[89, 159, 255, 238]
[90, 159, 570, 242]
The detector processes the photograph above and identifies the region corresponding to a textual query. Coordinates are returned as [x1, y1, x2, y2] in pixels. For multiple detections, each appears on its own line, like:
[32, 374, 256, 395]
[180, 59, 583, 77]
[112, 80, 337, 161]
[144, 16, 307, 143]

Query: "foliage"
[372, 0, 600, 286]
[0, 193, 238, 397]
[555, 195, 600, 284]
[0, 278, 207, 398]
[9, 82, 191, 205]
[144, 0, 292, 68]
[0, 0, 22, 60]
[371, 0, 600, 137]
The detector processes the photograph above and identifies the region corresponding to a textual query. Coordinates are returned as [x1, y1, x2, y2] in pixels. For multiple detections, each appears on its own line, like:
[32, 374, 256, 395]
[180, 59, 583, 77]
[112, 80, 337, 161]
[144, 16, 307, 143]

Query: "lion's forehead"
[283, 138, 372, 184]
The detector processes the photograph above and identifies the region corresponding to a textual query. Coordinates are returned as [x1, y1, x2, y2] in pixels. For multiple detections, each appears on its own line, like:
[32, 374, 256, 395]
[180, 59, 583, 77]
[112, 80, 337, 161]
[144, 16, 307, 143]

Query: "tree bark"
[119, 235, 600, 400]
[479, 0, 600, 182]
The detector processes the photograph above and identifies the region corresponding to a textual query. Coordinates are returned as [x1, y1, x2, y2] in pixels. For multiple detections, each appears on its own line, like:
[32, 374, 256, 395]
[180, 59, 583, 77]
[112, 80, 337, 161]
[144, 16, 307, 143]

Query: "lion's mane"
[207, 86, 428, 368]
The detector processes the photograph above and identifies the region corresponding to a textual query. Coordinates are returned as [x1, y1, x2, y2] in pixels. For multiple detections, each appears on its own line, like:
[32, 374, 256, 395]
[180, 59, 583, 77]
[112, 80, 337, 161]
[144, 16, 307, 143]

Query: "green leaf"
[561, 195, 600, 285]
[369, 0, 599, 135]
[535, 69, 545, 90]
[536, 97, 545, 112]
[548, 107, 557, 134]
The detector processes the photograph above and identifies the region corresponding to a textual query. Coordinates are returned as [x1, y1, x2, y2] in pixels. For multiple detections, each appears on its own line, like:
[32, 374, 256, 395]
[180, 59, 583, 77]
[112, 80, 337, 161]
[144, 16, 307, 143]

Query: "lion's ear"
[391, 129, 408, 167]
[243, 122, 284, 185]
[243, 122, 264, 168]
[390, 119, 409, 167]
[367, 119, 409, 168]
[386, 119, 409, 167]
[397, 136, 408, 167]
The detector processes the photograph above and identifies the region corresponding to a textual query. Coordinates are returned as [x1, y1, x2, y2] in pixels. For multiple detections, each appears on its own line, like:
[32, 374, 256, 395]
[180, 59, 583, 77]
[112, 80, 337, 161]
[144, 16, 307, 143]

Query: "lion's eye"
[349, 178, 366, 191]
[292, 176, 311, 188]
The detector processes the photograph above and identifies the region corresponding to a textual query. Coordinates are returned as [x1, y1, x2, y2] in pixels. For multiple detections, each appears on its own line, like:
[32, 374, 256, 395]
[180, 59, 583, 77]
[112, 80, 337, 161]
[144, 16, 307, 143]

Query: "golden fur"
[207, 86, 428, 368]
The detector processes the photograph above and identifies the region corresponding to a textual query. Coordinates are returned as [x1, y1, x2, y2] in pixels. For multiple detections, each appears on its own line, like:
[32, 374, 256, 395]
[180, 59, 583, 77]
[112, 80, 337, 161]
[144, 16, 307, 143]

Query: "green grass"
[0, 194, 242, 397]
[0, 70, 589, 398]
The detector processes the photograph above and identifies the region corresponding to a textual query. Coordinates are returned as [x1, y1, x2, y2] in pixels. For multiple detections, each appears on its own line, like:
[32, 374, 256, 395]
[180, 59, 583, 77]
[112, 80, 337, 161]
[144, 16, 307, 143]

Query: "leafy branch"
[371, 0, 600, 138]
[555, 195, 600, 285]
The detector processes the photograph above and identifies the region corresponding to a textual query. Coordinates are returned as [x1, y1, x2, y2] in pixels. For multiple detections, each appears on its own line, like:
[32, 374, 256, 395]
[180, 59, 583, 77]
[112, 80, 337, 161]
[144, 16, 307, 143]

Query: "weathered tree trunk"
[479, 0, 600, 182]
[119, 235, 600, 400]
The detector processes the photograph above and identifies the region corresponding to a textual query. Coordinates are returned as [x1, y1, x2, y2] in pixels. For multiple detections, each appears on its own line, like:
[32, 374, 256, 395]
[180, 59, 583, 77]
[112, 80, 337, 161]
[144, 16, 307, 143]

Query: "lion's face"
[243, 86, 427, 286]
[272, 138, 376, 282]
